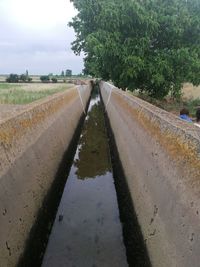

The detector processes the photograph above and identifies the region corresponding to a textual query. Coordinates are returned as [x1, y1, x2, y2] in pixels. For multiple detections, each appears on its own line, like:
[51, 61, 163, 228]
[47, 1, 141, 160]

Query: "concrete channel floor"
[42, 92, 128, 267]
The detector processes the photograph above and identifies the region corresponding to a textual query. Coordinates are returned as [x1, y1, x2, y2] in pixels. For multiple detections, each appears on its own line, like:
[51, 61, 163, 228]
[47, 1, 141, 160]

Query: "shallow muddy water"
[42, 89, 128, 267]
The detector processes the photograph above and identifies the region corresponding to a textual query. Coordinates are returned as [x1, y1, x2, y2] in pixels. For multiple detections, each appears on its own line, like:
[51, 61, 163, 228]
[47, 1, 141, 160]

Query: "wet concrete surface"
[42, 89, 128, 267]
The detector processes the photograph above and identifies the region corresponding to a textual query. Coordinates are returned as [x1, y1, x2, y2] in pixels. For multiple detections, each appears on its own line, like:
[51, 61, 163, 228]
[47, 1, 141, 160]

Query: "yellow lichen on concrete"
[0, 89, 78, 146]
[112, 92, 200, 180]
[101, 82, 200, 267]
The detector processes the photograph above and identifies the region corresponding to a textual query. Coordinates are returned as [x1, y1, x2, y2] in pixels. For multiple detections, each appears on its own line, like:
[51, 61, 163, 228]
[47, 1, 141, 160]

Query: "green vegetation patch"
[0, 85, 69, 104]
[0, 83, 21, 90]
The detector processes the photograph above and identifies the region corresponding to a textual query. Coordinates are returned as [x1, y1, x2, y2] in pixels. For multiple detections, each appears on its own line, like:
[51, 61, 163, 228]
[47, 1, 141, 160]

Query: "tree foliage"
[20, 74, 28, 82]
[66, 69, 72, 77]
[40, 75, 50, 83]
[6, 74, 19, 83]
[69, 0, 200, 98]
[51, 77, 58, 83]
[6, 73, 32, 83]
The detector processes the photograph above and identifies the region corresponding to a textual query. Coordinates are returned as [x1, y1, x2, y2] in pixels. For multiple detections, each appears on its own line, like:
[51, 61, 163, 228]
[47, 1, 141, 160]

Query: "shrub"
[6, 74, 19, 83]
[40, 75, 50, 83]
[51, 77, 58, 83]
[20, 74, 27, 82]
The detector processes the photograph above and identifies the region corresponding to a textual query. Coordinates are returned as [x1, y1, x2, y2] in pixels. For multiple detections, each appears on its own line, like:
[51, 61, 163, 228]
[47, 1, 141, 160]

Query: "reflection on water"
[42, 87, 128, 267]
[74, 94, 111, 179]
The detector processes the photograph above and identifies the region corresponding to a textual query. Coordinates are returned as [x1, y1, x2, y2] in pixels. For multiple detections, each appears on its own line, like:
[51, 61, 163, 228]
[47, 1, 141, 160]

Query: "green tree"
[51, 77, 58, 83]
[20, 74, 27, 82]
[19, 73, 32, 83]
[40, 75, 50, 83]
[69, 0, 200, 98]
[65, 69, 72, 76]
[6, 74, 19, 83]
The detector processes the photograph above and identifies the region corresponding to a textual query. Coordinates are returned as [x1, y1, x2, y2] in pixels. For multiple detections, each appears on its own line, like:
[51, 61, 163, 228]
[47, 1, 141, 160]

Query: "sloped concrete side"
[0, 84, 91, 267]
[100, 81, 200, 267]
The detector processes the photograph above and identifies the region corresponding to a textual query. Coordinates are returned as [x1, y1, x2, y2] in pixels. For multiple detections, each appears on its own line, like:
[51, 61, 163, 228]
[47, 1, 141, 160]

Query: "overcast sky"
[0, 0, 84, 75]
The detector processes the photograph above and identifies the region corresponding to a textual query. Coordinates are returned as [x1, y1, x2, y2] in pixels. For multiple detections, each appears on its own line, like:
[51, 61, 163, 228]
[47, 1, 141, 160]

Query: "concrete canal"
[18, 85, 150, 267]
[41, 87, 128, 267]
[2, 81, 200, 267]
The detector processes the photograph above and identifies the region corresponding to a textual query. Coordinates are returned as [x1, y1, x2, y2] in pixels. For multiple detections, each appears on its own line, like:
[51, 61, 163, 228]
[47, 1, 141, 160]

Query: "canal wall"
[100, 81, 200, 267]
[0, 84, 91, 267]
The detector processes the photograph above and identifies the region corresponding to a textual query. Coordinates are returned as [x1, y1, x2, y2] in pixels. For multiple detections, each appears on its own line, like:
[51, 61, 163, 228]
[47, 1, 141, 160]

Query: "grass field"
[0, 83, 72, 104]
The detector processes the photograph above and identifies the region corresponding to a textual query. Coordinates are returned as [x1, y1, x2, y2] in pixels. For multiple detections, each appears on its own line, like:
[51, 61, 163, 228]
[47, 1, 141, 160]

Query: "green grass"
[0, 83, 21, 90]
[0, 87, 68, 104]
[185, 99, 200, 117]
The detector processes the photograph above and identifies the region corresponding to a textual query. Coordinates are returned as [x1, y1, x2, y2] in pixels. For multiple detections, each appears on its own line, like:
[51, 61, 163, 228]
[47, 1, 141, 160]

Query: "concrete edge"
[0, 83, 92, 266]
[100, 81, 200, 267]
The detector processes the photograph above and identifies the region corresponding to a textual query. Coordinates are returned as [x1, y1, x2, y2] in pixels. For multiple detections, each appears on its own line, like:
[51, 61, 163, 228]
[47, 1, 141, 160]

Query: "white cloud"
[0, 49, 84, 75]
[0, 0, 83, 74]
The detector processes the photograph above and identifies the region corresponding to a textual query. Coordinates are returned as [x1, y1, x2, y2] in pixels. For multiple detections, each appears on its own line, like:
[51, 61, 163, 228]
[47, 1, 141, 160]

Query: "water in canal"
[42, 88, 128, 267]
